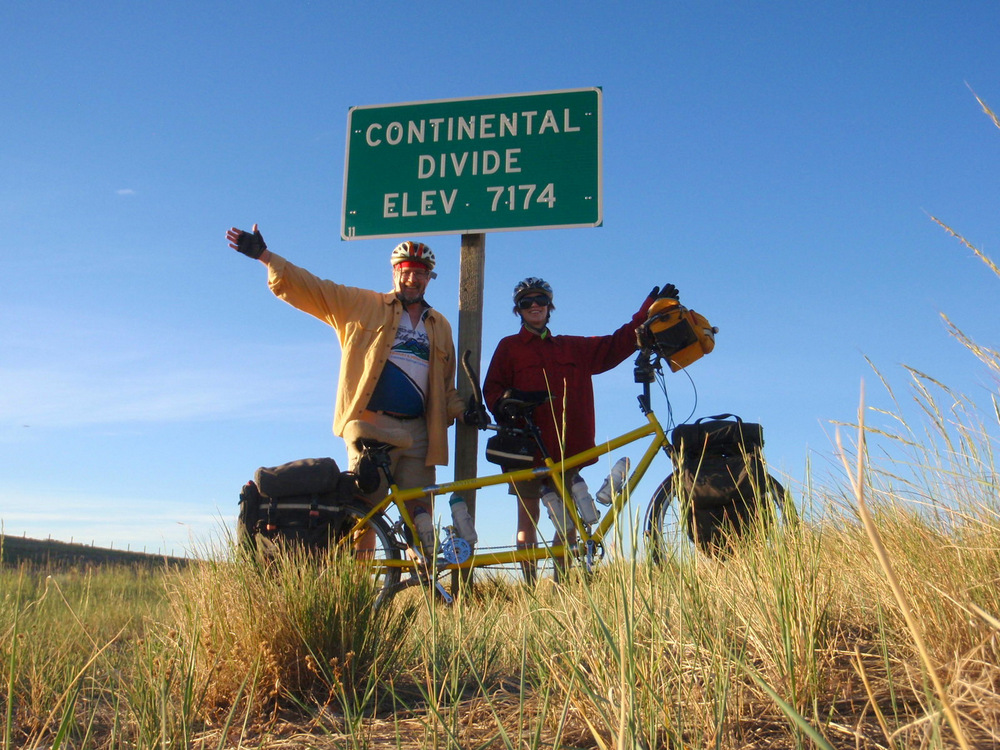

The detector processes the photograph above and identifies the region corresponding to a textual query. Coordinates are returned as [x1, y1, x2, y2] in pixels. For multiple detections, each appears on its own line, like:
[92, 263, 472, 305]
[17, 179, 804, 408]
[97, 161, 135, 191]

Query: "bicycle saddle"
[499, 389, 550, 410]
[343, 419, 414, 453]
[495, 389, 551, 426]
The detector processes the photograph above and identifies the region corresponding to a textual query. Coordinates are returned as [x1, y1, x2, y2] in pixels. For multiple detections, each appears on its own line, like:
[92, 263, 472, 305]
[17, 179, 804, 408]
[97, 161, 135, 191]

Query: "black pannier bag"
[238, 457, 360, 552]
[670, 414, 779, 553]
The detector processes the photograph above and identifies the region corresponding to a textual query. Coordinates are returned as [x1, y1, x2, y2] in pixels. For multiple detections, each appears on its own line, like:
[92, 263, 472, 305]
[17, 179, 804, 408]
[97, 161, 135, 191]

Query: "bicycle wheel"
[328, 498, 403, 605]
[645, 474, 689, 564]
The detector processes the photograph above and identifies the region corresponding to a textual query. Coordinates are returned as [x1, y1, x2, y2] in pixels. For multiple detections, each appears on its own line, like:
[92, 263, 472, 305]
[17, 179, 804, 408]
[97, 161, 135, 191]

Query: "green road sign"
[342, 88, 602, 240]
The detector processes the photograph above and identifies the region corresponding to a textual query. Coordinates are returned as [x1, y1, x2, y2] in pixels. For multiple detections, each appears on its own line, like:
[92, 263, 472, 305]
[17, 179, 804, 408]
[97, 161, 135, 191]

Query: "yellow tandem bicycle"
[258, 342, 787, 605]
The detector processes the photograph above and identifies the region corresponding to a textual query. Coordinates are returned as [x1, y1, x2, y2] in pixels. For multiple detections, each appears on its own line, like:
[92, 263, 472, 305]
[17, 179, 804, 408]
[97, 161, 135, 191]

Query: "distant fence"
[1, 535, 190, 568]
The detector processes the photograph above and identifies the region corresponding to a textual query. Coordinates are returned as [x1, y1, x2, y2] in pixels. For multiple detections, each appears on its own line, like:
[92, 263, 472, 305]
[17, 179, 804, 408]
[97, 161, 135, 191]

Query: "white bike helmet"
[391, 240, 436, 273]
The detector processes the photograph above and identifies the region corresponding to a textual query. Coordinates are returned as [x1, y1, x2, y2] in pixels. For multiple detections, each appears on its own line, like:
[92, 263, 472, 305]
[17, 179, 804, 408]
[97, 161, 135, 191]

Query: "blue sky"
[4, 1, 1000, 557]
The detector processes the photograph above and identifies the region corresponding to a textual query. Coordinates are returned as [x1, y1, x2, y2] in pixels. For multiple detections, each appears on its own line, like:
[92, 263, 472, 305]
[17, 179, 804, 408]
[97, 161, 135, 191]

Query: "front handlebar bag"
[485, 429, 537, 469]
[638, 298, 717, 372]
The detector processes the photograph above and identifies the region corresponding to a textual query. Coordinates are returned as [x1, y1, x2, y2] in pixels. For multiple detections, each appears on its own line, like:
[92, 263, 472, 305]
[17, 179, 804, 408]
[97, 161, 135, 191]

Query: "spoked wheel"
[645, 473, 787, 562]
[329, 498, 404, 606]
[645, 475, 689, 563]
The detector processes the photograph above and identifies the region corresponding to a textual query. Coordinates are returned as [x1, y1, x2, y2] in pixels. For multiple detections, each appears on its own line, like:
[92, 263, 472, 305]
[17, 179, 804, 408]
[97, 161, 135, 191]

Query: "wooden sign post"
[454, 233, 485, 509]
[453, 233, 485, 591]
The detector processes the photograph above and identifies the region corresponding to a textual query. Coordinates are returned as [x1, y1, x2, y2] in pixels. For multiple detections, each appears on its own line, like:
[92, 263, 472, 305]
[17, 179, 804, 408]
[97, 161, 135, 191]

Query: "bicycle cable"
[655, 358, 699, 432]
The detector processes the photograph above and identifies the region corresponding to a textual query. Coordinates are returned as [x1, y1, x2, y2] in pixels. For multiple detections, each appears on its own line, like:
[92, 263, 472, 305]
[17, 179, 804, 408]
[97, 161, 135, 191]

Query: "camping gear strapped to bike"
[238, 457, 373, 554]
[236, 294, 789, 602]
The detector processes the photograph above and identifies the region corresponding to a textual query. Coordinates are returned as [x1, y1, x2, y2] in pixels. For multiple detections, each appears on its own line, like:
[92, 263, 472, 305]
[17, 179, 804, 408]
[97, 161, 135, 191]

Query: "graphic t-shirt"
[366, 310, 430, 416]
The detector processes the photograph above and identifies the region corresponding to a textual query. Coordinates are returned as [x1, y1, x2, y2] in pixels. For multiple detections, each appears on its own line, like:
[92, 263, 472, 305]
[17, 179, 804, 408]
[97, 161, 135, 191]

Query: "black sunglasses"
[517, 295, 550, 310]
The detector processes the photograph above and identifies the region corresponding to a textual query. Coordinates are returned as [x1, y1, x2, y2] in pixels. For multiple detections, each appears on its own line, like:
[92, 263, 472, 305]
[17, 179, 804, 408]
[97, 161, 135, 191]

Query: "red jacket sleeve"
[483, 337, 515, 416]
[578, 296, 654, 375]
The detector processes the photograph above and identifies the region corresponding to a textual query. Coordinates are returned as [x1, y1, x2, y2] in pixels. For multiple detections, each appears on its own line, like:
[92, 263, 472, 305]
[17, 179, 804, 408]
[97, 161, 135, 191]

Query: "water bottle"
[449, 494, 478, 544]
[596, 457, 630, 506]
[413, 508, 436, 557]
[570, 475, 600, 524]
[540, 486, 570, 538]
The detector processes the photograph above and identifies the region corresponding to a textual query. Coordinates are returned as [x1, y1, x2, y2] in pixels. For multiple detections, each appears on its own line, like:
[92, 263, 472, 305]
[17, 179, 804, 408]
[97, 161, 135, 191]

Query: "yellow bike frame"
[346, 407, 670, 576]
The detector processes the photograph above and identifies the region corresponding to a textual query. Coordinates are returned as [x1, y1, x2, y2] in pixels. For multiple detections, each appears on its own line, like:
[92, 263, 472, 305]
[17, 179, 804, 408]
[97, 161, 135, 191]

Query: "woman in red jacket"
[483, 277, 673, 582]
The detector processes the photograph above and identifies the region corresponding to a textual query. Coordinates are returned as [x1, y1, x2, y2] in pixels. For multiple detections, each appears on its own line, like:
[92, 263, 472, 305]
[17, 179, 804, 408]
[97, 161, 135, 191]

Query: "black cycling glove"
[463, 395, 489, 428]
[234, 227, 268, 259]
[648, 283, 679, 300]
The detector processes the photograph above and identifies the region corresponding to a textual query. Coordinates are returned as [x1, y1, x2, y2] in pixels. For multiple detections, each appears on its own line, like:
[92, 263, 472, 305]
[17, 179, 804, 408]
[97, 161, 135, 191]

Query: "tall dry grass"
[3, 347, 1000, 748]
[5, 335, 1000, 748]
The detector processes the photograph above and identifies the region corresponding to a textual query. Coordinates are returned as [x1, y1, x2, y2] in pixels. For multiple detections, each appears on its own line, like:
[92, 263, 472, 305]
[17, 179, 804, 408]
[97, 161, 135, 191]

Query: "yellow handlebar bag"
[637, 298, 718, 372]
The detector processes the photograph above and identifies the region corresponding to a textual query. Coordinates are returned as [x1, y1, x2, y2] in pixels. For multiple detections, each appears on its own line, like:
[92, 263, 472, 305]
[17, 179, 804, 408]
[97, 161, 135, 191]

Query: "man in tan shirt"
[227, 224, 474, 550]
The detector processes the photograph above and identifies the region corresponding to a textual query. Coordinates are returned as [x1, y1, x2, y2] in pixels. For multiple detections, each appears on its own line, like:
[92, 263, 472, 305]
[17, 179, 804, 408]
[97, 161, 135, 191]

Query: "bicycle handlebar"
[461, 350, 484, 408]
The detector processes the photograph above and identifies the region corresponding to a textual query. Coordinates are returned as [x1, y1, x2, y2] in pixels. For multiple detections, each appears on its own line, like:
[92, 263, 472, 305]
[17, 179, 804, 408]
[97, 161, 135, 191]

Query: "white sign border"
[341, 87, 603, 241]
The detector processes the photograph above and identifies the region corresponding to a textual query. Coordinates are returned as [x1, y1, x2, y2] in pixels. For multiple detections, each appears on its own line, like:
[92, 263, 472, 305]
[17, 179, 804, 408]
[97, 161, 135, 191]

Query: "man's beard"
[397, 289, 425, 306]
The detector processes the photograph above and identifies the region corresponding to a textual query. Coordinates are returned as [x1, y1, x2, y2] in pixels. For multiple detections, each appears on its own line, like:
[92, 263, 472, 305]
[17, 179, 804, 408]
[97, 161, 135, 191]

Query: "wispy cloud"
[116, 188, 135, 195]
[2, 305, 334, 430]
[2, 364, 280, 427]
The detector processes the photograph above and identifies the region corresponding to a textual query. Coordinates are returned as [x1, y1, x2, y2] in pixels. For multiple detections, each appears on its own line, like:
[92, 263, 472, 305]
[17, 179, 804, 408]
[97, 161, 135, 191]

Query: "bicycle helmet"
[512, 277, 554, 303]
[390, 240, 436, 272]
